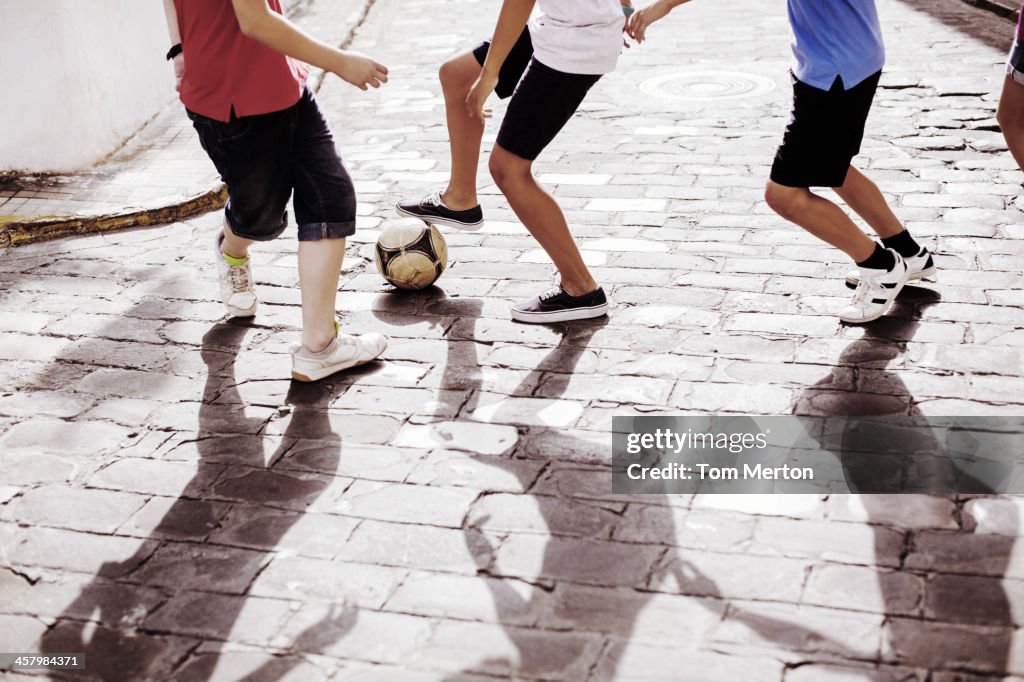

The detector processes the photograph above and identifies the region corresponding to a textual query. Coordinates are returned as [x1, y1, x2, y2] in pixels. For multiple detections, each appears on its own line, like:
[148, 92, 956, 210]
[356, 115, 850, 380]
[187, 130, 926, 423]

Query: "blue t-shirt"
[788, 0, 885, 91]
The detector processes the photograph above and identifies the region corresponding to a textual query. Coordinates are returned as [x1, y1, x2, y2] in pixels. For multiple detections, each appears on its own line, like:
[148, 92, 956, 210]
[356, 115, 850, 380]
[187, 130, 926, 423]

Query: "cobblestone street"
[2, 0, 1024, 679]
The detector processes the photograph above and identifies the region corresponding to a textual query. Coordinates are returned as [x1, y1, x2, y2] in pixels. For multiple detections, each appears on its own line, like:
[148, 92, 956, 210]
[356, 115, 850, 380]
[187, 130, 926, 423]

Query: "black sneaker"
[511, 285, 609, 324]
[396, 190, 484, 231]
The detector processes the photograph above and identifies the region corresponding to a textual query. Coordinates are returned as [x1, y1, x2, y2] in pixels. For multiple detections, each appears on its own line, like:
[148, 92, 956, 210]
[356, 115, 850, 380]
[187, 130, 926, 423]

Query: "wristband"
[166, 43, 183, 61]
[621, 4, 635, 16]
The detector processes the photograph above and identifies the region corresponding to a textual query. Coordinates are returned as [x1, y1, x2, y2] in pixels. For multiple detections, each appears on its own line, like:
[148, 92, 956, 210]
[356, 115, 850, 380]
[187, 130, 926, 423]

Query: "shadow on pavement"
[794, 287, 1018, 676]
[39, 320, 357, 680]
[894, 0, 1014, 52]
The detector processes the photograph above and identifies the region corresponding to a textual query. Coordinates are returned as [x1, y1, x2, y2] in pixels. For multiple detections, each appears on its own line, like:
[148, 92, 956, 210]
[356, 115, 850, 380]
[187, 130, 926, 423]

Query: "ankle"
[301, 331, 336, 354]
[561, 277, 598, 297]
[441, 188, 478, 210]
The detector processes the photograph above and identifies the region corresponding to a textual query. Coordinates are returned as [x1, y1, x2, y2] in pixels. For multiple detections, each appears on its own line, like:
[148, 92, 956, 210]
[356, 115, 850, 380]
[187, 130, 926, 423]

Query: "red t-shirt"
[175, 0, 309, 122]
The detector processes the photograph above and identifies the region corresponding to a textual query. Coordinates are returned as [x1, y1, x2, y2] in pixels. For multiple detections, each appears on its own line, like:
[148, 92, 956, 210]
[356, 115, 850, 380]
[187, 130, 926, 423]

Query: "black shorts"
[187, 87, 356, 242]
[770, 71, 882, 189]
[473, 29, 601, 161]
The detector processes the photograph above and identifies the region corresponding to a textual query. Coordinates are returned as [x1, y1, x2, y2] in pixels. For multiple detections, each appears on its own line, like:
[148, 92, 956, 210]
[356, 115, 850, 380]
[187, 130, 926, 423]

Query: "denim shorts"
[187, 88, 356, 242]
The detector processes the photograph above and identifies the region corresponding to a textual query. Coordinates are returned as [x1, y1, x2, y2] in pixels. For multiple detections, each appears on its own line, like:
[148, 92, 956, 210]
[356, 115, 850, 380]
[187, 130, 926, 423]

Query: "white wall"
[0, 1, 176, 173]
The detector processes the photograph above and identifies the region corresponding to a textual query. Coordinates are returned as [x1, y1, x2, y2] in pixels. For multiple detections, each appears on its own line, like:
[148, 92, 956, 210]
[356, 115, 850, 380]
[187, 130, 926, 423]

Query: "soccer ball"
[374, 219, 448, 290]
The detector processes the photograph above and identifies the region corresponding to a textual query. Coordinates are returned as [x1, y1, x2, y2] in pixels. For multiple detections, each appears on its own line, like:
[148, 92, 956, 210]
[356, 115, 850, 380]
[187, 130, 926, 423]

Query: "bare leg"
[298, 238, 346, 352]
[833, 166, 904, 240]
[439, 51, 486, 209]
[221, 217, 254, 259]
[489, 145, 596, 296]
[998, 74, 1024, 172]
[765, 181, 876, 262]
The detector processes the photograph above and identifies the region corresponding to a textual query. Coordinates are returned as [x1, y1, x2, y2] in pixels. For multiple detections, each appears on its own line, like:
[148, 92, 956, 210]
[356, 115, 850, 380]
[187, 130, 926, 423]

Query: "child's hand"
[465, 70, 498, 122]
[628, 1, 673, 43]
[332, 51, 389, 90]
[172, 54, 185, 92]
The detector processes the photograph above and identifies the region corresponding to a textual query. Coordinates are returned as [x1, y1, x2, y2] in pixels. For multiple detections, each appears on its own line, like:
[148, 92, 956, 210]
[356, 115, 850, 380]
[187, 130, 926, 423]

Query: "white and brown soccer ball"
[374, 219, 448, 290]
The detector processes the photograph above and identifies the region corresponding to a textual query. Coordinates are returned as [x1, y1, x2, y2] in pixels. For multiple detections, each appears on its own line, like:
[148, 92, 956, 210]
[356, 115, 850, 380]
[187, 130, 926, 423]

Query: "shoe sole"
[226, 304, 258, 318]
[291, 347, 387, 382]
[511, 303, 609, 324]
[395, 204, 484, 231]
[845, 265, 937, 289]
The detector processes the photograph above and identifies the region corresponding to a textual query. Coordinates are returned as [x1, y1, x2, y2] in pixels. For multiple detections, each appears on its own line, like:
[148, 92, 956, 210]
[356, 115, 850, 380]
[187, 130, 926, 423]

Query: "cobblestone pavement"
[2, 0, 1024, 680]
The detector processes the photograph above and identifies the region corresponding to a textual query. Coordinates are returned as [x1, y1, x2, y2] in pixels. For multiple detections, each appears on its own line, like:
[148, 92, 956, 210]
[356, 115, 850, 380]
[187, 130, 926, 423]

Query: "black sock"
[881, 230, 920, 258]
[857, 243, 896, 271]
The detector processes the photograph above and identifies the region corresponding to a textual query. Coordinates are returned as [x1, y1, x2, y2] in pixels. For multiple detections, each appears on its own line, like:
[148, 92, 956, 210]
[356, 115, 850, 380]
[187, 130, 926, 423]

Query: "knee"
[489, 152, 518, 190]
[764, 182, 807, 221]
[439, 56, 472, 93]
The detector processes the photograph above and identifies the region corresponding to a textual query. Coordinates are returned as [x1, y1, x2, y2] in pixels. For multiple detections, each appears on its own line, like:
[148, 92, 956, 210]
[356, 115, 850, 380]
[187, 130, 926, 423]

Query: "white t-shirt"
[529, 0, 625, 75]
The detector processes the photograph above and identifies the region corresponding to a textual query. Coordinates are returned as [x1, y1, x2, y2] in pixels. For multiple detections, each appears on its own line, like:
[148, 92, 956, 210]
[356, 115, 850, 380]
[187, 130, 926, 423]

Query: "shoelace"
[422, 190, 444, 208]
[228, 264, 251, 293]
[851, 270, 884, 307]
[540, 271, 564, 301]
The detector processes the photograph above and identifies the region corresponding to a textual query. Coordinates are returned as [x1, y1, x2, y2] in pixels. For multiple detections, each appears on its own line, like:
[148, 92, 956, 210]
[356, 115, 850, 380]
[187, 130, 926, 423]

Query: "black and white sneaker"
[839, 250, 912, 324]
[396, 190, 484, 231]
[845, 246, 936, 288]
[511, 284, 609, 324]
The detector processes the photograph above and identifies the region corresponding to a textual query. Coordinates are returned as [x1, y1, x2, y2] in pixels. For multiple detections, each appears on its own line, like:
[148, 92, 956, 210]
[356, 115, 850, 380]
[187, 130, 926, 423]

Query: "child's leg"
[764, 181, 876, 262]
[220, 218, 255, 259]
[832, 166, 904, 240]
[291, 88, 386, 377]
[439, 51, 486, 209]
[998, 74, 1024, 172]
[489, 145, 596, 296]
[298, 239, 347, 352]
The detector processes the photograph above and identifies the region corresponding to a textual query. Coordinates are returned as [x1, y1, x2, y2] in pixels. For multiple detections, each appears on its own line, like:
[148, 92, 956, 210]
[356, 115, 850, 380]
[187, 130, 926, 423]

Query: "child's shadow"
[39, 321, 357, 681]
[378, 296, 866, 679]
[794, 287, 1018, 675]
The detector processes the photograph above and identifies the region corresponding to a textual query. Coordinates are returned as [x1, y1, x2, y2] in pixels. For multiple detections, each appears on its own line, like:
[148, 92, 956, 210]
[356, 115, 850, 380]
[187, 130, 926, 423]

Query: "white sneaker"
[845, 246, 936, 288]
[839, 250, 912, 324]
[214, 232, 258, 317]
[291, 331, 388, 382]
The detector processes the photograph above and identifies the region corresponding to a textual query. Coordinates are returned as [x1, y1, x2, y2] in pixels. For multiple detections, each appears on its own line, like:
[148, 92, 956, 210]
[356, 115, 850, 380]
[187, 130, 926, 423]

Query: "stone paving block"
[828, 494, 958, 530]
[209, 507, 358, 558]
[130, 541, 267, 594]
[121, 495, 231, 541]
[925, 574, 1024, 627]
[883, 619, 1018, 675]
[405, 449, 544, 493]
[0, 418, 131, 455]
[393, 421, 519, 456]
[74, 367, 199, 401]
[784, 663, 923, 681]
[414, 619, 602, 680]
[331, 479, 477, 527]
[613, 505, 755, 551]
[0, 389, 94, 419]
[652, 550, 809, 603]
[173, 649, 334, 682]
[469, 394, 584, 428]
[6, 485, 147, 534]
[495, 534, 663, 588]
[385, 570, 541, 626]
[38, 622, 198, 682]
[592, 641, 784, 682]
[283, 605, 433, 665]
[145, 592, 292, 644]
[89, 457, 216, 497]
[713, 601, 884, 660]
[342, 519, 487, 574]
[468, 492, 620, 539]
[7, 527, 156, 578]
[803, 563, 924, 616]
[251, 554, 404, 609]
[751, 517, 905, 567]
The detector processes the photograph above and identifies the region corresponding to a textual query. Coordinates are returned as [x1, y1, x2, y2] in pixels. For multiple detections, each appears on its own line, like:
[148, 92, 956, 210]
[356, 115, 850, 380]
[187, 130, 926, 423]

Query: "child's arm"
[628, 0, 692, 43]
[162, 0, 184, 91]
[465, 0, 535, 121]
[230, 0, 388, 90]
